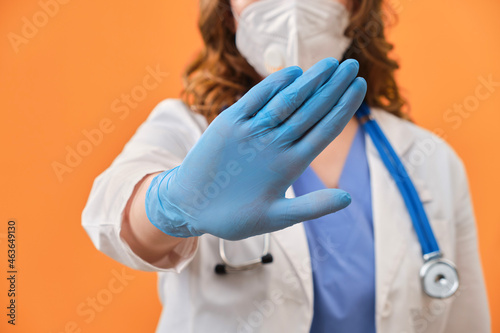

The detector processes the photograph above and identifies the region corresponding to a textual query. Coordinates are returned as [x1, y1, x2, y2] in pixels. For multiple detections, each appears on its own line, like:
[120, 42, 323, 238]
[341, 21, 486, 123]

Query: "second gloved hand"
[145, 58, 367, 240]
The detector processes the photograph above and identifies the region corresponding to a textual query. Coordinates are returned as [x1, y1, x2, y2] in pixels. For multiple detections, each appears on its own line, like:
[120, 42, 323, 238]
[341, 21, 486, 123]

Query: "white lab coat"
[82, 99, 490, 333]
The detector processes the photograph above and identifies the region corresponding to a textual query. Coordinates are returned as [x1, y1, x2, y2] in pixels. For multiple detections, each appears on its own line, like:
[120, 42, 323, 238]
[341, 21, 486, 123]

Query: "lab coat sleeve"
[81, 99, 206, 273]
[443, 152, 491, 332]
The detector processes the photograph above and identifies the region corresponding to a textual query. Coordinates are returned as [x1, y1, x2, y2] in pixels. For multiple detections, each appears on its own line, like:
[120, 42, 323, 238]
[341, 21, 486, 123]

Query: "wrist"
[145, 167, 203, 238]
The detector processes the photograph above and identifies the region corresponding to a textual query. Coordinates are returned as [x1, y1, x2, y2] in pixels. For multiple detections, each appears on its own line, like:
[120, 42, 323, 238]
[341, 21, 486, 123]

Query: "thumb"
[268, 189, 351, 229]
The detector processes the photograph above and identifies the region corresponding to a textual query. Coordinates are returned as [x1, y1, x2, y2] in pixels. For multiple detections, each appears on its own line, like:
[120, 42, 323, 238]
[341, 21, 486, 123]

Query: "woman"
[82, 0, 490, 331]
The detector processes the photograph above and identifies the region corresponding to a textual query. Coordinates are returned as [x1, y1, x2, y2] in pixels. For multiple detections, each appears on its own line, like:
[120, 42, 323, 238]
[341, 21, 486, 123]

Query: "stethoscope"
[215, 103, 459, 299]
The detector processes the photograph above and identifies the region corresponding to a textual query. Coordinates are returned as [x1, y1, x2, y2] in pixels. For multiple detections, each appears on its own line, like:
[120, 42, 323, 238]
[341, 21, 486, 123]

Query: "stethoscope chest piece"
[420, 257, 459, 299]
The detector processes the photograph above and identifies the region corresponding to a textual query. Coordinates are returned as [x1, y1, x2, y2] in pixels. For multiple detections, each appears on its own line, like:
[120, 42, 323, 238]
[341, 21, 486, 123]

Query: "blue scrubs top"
[292, 127, 376, 333]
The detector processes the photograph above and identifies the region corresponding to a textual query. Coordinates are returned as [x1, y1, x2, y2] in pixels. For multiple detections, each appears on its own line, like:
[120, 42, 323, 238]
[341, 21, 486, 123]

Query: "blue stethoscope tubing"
[355, 103, 439, 256]
[355, 103, 459, 298]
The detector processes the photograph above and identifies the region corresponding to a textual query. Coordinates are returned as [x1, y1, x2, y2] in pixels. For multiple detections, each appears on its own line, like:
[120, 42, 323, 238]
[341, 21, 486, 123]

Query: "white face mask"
[234, 0, 352, 78]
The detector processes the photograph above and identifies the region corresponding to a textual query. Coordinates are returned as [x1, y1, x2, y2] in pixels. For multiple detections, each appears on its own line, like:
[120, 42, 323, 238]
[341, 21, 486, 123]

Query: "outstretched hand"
[146, 57, 367, 240]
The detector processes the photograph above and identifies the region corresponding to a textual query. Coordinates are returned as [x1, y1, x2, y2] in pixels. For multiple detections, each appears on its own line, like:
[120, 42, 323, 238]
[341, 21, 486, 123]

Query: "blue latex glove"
[145, 58, 367, 240]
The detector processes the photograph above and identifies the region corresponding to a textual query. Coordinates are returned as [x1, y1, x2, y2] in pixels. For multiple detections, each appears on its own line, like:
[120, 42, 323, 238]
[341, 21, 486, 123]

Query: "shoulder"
[147, 98, 209, 133]
[372, 108, 465, 172]
[371, 108, 470, 206]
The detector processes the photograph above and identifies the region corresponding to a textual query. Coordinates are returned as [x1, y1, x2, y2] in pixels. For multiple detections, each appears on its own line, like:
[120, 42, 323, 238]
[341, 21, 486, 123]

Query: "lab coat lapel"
[367, 109, 434, 317]
[367, 136, 412, 317]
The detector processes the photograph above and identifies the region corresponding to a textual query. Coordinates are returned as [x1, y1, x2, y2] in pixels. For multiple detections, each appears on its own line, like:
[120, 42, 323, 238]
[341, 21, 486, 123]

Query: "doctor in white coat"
[82, 0, 490, 332]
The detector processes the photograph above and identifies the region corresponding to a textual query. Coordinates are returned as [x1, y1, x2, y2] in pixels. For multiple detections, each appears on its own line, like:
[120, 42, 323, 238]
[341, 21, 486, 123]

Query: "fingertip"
[275, 65, 302, 80]
[339, 60, 359, 77]
[330, 190, 352, 210]
[342, 58, 359, 69]
[263, 66, 302, 88]
[287, 65, 303, 75]
[341, 191, 352, 206]
[352, 77, 368, 99]
[322, 57, 339, 68]
[356, 76, 367, 85]
[304, 57, 339, 76]
[354, 76, 367, 92]
[320, 57, 340, 72]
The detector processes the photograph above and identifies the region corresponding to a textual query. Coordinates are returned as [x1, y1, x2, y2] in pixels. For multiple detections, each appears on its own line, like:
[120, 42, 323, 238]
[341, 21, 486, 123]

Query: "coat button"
[381, 301, 392, 317]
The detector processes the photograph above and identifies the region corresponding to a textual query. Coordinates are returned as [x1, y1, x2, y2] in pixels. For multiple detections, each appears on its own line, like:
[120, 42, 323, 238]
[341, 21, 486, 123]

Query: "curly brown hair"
[182, 0, 408, 123]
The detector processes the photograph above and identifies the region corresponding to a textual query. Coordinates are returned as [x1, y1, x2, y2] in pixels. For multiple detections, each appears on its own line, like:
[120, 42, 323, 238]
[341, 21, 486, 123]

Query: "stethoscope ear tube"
[355, 103, 459, 299]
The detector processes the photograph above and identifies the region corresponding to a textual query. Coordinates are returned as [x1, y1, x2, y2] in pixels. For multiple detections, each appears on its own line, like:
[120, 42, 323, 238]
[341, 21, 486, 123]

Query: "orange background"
[1, 0, 499, 332]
